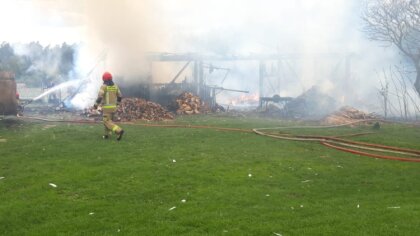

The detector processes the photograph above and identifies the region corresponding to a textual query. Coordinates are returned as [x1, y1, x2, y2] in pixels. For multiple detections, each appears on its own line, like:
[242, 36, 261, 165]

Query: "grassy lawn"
[0, 115, 419, 235]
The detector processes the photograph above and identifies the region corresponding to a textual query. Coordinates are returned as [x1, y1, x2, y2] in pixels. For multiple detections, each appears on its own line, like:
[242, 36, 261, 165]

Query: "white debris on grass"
[43, 125, 57, 129]
[387, 206, 401, 209]
[181, 199, 186, 203]
[49, 183, 57, 188]
[291, 206, 294, 210]
[117, 229, 121, 232]
[301, 180, 311, 183]
[300, 205, 304, 208]
[357, 204, 360, 208]
[0, 177, 4, 180]
[169, 206, 176, 211]
[248, 173, 252, 177]
[266, 194, 270, 197]
[273, 232, 282, 236]
[89, 212, 94, 215]
[337, 165, 343, 168]
[0, 139, 7, 143]
[172, 159, 176, 163]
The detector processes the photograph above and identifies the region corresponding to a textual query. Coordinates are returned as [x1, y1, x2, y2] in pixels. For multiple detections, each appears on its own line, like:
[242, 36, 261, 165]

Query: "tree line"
[0, 42, 76, 87]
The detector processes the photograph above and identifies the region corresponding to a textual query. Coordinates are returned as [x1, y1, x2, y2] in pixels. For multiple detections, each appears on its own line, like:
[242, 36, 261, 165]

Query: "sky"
[0, 0, 359, 51]
[1, 0, 413, 112]
[0, 0, 380, 72]
[0, 0, 82, 44]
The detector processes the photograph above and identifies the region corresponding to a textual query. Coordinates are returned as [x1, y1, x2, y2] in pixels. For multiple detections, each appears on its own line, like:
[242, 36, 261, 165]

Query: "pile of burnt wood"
[116, 98, 174, 121]
[175, 92, 209, 115]
[323, 106, 378, 125]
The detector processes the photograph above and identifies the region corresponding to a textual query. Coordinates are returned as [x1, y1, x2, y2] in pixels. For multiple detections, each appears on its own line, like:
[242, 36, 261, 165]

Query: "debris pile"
[116, 98, 174, 121]
[324, 106, 379, 125]
[283, 86, 336, 119]
[82, 107, 101, 118]
[175, 92, 207, 115]
[212, 103, 226, 113]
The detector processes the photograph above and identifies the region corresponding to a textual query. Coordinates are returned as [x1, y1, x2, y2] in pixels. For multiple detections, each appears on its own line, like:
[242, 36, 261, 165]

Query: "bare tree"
[362, 0, 420, 96]
[377, 66, 420, 120]
[378, 74, 390, 118]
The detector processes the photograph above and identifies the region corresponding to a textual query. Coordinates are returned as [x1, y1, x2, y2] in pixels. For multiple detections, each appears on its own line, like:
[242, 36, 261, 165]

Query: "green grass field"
[1, 115, 419, 235]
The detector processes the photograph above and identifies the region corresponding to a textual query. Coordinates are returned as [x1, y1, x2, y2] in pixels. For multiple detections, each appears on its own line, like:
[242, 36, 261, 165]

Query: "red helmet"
[102, 72, 113, 81]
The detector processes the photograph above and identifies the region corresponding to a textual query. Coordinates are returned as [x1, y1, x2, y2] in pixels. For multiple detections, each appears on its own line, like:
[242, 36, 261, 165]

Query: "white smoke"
[2, 0, 415, 115]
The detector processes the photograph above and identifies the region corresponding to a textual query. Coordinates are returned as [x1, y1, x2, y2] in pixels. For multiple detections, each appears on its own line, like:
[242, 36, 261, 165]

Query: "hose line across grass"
[15, 116, 420, 163]
[252, 120, 420, 163]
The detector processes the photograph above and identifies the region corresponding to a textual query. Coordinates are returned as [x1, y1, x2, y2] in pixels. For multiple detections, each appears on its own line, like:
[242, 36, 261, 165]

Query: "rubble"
[82, 107, 101, 118]
[175, 92, 209, 115]
[323, 106, 379, 125]
[283, 86, 336, 119]
[81, 98, 174, 121]
[212, 103, 226, 113]
[82, 93, 215, 121]
[116, 98, 174, 121]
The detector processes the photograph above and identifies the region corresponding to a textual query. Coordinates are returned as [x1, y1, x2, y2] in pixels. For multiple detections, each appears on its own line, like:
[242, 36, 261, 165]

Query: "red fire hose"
[14, 116, 420, 163]
[252, 127, 420, 163]
[321, 141, 420, 163]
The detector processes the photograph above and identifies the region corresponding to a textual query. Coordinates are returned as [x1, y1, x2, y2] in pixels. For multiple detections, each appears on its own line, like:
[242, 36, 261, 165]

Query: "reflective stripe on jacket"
[97, 84, 122, 109]
[103, 85, 118, 108]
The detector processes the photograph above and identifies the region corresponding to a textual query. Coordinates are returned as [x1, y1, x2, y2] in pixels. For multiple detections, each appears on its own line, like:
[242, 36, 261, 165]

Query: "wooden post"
[199, 61, 204, 97]
[0, 72, 17, 116]
[259, 61, 265, 108]
[193, 61, 199, 95]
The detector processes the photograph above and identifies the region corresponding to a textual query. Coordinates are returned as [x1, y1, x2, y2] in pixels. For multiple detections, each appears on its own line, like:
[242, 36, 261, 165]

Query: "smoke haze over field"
[1, 0, 418, 114]
[1, 1, 390, 68]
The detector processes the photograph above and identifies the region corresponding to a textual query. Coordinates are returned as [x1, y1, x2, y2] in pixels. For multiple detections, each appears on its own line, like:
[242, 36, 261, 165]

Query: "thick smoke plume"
[32, 0, 167, 77]
[81, 0, 168, 78]
[31, 0, 170, 108]
[12, 0, 418, 116]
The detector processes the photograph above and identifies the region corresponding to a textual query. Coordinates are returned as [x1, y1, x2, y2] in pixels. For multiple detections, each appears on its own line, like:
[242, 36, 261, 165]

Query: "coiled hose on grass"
[252, 120, 420, 163]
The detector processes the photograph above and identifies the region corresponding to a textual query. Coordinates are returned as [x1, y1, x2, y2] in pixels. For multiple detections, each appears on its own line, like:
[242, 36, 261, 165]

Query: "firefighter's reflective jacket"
[95, 83, 122, 112]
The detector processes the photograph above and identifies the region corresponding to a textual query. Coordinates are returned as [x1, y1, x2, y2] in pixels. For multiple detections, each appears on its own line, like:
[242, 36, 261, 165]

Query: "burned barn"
[118, 52, 352, 118]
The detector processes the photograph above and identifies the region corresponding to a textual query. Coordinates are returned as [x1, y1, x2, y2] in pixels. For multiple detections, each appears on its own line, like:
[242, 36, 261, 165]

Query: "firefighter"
[93, 72, 124, 141]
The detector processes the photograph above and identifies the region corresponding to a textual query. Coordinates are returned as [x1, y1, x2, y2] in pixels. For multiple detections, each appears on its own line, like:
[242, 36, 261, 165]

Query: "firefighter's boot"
[117, 130, 124, 141]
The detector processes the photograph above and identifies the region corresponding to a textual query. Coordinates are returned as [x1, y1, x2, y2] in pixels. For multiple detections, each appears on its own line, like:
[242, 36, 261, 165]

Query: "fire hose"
[15, 116, 420, 163]
[252, 120, 420, 163]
